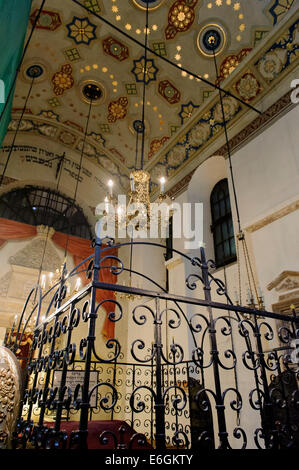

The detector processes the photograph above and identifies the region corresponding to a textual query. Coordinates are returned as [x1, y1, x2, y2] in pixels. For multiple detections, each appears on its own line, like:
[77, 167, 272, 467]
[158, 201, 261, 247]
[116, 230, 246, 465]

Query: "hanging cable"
[134, 128, 140, 170]
[0, 0, 47, 125]
[212, 46, 242, 234]
[211, 41, 264, 311]
[33, 152, 66, 303]
[72, 0, 261, 116]
[64, 97, 93, 258]
[0, 0, 47, 187]
[139, 0, 150, 170]
[0, 75, 35, 188]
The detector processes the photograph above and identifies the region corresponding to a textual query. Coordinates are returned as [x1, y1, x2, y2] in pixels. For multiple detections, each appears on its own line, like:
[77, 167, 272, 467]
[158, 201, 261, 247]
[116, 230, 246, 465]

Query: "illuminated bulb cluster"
[206, 0, 245, 42]
[106, 175, 167, 199]
[40, 271, 82, 298]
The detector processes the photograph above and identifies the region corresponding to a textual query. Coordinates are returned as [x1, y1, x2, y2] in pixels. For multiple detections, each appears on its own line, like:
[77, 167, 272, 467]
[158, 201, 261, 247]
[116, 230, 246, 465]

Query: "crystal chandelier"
[101, 3, 172, 235]
[103, 171, 171, 234]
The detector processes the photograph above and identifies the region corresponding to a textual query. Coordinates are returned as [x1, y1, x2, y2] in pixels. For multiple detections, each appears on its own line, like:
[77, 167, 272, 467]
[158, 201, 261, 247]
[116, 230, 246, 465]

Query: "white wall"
[231, 106, 299, 228]
[163, 105, 299, 448]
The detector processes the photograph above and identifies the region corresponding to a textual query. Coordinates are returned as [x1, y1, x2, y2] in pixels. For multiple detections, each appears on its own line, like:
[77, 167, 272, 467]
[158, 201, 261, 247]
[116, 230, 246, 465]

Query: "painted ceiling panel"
[7, 0, 298, 194]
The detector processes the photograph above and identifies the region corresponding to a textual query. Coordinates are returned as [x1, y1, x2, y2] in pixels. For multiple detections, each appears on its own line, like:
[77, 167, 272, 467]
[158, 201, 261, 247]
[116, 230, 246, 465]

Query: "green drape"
[0, 0, 33, 148]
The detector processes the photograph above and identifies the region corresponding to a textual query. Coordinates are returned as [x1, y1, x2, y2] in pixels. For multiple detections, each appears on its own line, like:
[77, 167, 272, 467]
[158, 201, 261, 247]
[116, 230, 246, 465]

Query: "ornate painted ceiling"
[6, 0, 299, 198]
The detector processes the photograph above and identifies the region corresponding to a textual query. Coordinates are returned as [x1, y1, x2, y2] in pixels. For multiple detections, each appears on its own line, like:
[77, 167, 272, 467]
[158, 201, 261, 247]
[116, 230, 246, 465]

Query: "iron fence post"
[200, 247, 229, 449]
[154, 297, 166, 449]
[77, 239, 100, 448]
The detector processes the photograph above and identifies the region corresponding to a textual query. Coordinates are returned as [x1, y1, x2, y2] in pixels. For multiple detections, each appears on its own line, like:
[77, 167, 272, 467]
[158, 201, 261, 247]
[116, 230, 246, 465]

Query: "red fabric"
[52, 232, 118, 340]
[0, 218, 118, 339]
[0, 218, 37, 248]
[46, 420, 152, 449]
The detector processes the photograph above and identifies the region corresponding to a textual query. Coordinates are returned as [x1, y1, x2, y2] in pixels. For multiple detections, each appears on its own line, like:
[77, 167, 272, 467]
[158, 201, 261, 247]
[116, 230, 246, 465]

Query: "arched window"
[210, 179, 236, 268]
[0, 186, 92, 240]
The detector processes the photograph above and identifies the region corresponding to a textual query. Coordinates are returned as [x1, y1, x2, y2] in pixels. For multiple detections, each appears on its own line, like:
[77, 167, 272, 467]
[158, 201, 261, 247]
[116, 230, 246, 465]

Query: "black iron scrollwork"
[7, 239, 299, 450]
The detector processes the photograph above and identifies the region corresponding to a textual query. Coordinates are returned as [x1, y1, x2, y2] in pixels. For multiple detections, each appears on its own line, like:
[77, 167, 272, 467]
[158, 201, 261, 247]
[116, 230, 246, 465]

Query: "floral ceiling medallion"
[66, 17, 97, 45]
[165, 0, 198, 40]
[269, 0, 295, 25]
[102, 37, 129, 62]
[80, 80, 105, 106]
[52, 64, 74, 96]
[197, 23, 227, 57]
[132, 57, 159, 84]
[132, 0, 165, 11]
[179, 101, 200, 124]
[30, 9, 62, 31]
[234, 72, 263, 103]
[148, 136, 169, 160]
[158, 80, 181, 104]
[107, 97, 129, 123]
[216, 48, 252, 85]
[129, 116, 150, 136]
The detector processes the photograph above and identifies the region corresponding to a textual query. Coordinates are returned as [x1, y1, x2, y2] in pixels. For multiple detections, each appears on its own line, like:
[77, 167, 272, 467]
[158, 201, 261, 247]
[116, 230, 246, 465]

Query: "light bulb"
[108, 180, 114, 196]
[130, 174, 135, 192]
[75, 278, 82, 292]
[160, 177, 166, 194]
[41, 274, 46, 290]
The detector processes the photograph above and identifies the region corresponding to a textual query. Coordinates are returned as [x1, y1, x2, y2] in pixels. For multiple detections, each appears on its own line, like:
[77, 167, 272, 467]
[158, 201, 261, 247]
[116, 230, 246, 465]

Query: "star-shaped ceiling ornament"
[131, 57, 159, 85]
[66, 16, 97, 45]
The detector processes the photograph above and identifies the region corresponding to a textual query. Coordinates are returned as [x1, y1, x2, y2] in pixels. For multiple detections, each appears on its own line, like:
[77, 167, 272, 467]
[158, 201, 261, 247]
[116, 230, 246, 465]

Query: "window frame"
[210, 178, 237, 268]
[0, 185, 92, 240]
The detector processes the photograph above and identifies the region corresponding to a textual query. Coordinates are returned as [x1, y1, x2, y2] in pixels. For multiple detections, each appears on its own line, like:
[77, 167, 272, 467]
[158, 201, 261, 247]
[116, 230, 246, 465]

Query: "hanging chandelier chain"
[236, 239, 242, 305]
[64, 97, 93, 257]
[212, 45, 263, 309]
[243, 236, 259, 302]
[241, 237, 253, 298]
[0, 0, 47, 126]
[0, 75, 35, 188]
[140, 0, 150, 171]
[134, 129, 140, 170]
[72, 0, 261, 116]
[212, 47, 242, 234]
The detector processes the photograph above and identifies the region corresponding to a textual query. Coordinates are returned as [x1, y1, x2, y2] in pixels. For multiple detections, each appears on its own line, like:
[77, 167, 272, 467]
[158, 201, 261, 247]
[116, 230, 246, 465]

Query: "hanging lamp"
[101, 1, 172, 235]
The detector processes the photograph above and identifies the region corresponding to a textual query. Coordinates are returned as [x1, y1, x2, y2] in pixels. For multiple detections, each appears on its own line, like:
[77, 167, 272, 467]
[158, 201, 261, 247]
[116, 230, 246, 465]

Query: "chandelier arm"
[72, 0, 262, 115]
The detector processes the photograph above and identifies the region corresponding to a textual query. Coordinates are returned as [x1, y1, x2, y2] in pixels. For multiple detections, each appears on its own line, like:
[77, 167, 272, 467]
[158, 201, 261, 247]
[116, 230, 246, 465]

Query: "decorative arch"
[0, 185, 92, 240]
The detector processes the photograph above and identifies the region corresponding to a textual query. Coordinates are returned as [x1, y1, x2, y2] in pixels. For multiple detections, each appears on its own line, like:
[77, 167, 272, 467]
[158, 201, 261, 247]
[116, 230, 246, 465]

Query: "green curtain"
[0, 0, 33, 148]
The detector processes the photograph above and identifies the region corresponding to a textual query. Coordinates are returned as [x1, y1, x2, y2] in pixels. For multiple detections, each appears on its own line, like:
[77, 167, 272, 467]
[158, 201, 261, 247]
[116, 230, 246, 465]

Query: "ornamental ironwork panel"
[5, 237, 299, 450]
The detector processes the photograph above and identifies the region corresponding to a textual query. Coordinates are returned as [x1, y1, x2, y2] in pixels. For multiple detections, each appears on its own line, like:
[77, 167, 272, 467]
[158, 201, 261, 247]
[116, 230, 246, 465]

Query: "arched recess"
[0, 179, 97, 236]
[187, 155, 229, 261]
[0, 185, 93, 240]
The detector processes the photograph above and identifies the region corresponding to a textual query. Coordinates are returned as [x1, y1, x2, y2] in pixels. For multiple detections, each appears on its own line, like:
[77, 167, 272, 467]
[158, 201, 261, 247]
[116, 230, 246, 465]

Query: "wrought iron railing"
[5, 237, 299, 449]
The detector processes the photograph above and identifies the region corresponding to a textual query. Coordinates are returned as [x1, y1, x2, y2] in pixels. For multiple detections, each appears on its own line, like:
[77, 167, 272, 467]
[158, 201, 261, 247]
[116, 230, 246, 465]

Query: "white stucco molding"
[147, 6, 299, 195]
[245, 198, 299, 234]
[164, 254, 184, 271]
